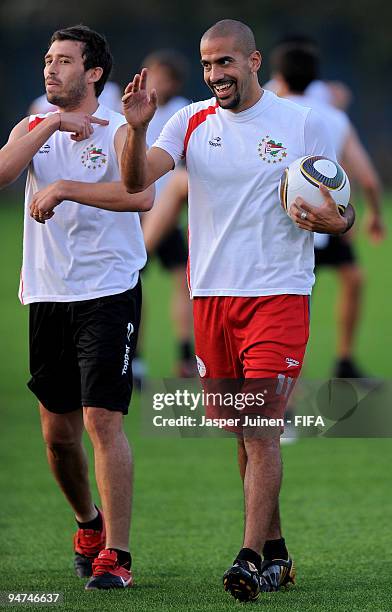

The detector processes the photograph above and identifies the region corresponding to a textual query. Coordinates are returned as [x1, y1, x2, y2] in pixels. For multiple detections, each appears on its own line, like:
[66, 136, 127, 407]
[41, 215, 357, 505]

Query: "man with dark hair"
[270, 41, 385, 379]
[121, 18, 354, 602]
[50, 25, 113, 97]
[28, 27, 121, 122]
[0, 25, 154, 590]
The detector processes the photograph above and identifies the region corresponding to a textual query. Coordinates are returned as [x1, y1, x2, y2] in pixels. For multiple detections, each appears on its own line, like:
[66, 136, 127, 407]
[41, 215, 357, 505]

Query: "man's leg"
[315, 236, 365, 377]
[39, 403, 95, 521]
[39, 403, 106, 578]
[237, 438, 282, 542]
[75, 286, 140, 590]
[83, 407, 132, 552]
[224, 295, 308, 600]
[336, 263, 364, 368]
[171, 266, 196, 376]
[242, 435, 282, 553]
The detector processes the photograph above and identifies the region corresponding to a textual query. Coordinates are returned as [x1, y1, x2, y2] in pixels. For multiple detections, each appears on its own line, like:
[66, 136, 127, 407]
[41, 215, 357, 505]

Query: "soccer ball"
[279, 155, 350, 216]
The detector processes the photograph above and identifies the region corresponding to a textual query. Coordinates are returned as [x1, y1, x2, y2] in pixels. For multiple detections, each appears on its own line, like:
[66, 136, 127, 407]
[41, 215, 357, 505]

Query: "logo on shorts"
[122, 345, 131, 375]
[81, 144, 107, 169]
[127, 322, 134, 341]
[286, 357, 300, 368]
[258, 136, 287, 163]
[195, 355, 207, 378]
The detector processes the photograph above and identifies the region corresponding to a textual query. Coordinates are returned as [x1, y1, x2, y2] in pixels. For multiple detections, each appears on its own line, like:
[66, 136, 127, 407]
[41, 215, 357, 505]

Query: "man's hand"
[58, 112, 109, 142]
[29, 180, 66, 223]
[363, 211, 386, 243]
[122, 68, 158, 129]
[290, 185, 349, 234]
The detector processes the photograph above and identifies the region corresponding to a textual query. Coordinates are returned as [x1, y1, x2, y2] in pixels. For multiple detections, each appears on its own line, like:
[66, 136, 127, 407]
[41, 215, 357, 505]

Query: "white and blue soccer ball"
[279, 155, 350, 216]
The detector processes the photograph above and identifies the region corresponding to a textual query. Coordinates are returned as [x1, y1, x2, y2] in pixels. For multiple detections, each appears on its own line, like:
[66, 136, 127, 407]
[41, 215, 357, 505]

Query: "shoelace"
[92, 552, 119, 576]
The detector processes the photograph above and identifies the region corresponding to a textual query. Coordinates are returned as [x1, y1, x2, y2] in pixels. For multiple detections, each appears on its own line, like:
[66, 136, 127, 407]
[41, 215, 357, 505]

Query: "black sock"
[235, 548, 262, 572]
[179, 340, 193, 361]
[109, 548, 132, 570]
[263, 537, 288, 561]
[76, 506, 102, 531]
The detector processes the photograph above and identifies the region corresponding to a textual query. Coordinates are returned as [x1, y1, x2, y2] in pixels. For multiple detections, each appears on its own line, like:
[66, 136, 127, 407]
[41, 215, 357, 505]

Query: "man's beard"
[47, 75, 88, 110]
[208, 83, 241, 110]
[215, 90, 241, 109]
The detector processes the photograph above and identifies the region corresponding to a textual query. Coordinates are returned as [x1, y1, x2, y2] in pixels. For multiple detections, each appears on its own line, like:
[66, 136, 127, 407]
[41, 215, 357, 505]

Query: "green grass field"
[0, 196, 391, 611]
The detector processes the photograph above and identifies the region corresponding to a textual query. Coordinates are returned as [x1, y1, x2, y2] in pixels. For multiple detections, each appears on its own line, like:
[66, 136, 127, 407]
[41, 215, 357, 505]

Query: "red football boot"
[73, 509, 106, 578]
[85, 549, 133, 590]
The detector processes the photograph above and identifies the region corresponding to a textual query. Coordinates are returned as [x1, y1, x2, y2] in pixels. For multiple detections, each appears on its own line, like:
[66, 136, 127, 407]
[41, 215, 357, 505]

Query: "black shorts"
[155, 227, 188, 270]
[28, 282, 141, 415]
[315, 235, 356, 268]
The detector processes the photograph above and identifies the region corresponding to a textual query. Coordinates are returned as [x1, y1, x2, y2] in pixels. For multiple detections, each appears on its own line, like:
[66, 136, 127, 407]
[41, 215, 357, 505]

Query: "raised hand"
[122, 68, 158, 129]
[58, 112, 109, 142]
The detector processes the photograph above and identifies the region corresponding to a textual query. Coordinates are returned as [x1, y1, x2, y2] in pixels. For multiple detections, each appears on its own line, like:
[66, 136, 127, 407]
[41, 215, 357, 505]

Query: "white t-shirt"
[286, 94, 350, 160]
[153, 89, 335, 298]
[19, 104, 146, 305]
[147, 96, 189, 197]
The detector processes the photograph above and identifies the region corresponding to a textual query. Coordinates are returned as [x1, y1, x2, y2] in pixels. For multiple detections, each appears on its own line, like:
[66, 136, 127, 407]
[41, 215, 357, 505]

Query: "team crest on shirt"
[81, 144, 107, 169]
[258, 136, 287, 163]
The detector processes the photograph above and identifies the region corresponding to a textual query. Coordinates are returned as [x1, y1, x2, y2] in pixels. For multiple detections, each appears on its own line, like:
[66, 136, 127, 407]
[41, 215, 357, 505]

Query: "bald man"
[121, 19, 355, 602]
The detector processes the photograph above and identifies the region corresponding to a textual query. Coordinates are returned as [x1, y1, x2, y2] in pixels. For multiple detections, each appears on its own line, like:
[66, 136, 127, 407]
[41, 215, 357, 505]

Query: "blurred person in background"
[134, 49, 196, 384]
[0, 24, 154, 591]
[264, 35, 353, 112]
[269, 39, 386, 378]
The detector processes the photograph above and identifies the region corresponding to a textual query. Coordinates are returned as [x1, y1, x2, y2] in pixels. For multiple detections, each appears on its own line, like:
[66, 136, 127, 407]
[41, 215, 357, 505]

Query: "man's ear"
[87, 66, 104, 86]
[249, 50, 262, 74]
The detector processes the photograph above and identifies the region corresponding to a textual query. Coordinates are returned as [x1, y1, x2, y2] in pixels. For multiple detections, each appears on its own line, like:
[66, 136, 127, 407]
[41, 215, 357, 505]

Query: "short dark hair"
[50, 25, 112, 96]
[270, 46, 320, 93]
[201, 19, 256, 56]
[142, 49, 189, 85]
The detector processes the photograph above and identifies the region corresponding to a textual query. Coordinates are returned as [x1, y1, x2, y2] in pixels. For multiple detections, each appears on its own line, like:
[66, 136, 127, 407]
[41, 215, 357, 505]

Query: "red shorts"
[193, 294, 310, 428]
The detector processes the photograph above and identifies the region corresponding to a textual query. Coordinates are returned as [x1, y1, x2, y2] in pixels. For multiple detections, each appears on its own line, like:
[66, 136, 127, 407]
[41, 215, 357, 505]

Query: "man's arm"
[29, 124, 154, 222]
[29, 181, 154, 222]
[0, 113, 109, 190]
[340, 125, 385, 242]
[142, 168, 188, 252]
[121, 68, 175, 192]
[0, 116, 58, 188]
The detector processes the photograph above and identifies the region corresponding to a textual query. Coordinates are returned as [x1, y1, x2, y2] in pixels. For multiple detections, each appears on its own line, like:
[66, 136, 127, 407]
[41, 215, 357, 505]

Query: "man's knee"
[83, 407, 123, 445]
[243, 434, 281, 456]
[42, 429, 80, 458]
[340, 264, 364, 291]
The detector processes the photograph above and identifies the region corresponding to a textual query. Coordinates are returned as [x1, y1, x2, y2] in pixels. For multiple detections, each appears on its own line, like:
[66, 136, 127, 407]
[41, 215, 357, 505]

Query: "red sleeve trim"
[183, 102, 219, 155]
[28, 116, 47, 132]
